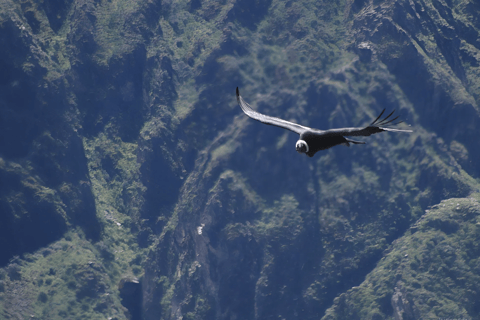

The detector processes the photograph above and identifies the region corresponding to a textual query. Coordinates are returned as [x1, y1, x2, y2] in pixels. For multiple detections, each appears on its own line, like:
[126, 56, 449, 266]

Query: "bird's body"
[236, 87, 412, 157]
[300, 131, 353, 157]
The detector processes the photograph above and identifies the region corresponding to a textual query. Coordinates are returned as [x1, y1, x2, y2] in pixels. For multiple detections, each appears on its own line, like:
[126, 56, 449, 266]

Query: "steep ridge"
[323, 196, 480, 319]
[0, 0, 479, 319]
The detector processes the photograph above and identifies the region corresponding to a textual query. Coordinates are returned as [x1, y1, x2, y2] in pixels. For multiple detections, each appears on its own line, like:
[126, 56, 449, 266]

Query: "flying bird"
[236, 87, 412, 157]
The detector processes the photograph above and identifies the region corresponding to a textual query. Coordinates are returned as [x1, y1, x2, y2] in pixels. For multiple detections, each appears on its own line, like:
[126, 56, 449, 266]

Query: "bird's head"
[295, 140, 309, 154]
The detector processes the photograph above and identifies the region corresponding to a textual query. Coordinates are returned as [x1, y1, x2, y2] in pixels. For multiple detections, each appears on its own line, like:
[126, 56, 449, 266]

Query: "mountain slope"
[0, 0, 479, 319]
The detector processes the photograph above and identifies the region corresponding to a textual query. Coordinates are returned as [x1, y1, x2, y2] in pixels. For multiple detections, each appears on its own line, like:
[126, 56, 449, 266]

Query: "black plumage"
[236, 87, 412, 157]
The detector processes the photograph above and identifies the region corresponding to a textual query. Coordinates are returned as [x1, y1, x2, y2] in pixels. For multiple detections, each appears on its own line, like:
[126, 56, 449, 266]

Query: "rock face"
[0, 0, 480, 319]
[391, 285, 418, 320]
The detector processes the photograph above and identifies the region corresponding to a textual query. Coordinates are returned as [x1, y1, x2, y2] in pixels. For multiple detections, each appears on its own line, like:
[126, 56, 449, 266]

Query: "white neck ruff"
[296, 140, 309, 153]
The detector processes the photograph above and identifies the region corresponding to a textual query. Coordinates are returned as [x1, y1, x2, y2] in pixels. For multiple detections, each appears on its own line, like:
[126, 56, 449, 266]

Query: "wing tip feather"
[370, 109, 412, 132]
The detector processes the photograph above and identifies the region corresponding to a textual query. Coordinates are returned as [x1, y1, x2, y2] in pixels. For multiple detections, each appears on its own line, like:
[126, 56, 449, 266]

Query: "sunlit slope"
[0, 0, 479, 319]
[324, 196, 480, 320]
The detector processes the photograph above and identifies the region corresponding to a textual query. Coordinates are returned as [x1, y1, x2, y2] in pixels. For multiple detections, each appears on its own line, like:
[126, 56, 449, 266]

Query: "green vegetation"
[1, 0, 480, 319]
[1, 232, 126, 319]
[324, 195, 480, 319]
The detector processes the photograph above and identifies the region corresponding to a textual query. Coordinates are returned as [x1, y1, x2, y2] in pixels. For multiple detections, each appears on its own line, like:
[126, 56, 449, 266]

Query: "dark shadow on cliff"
[0, 170, 67, 266]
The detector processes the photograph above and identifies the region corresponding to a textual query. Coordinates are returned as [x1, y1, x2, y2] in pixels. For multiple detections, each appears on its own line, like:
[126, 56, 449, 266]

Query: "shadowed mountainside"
[0, 0, 479, 319]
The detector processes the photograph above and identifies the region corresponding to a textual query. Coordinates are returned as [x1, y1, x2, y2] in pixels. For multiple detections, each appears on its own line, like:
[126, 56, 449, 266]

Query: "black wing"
[236, 87, 310, 135]
[320, 109, 412, 137]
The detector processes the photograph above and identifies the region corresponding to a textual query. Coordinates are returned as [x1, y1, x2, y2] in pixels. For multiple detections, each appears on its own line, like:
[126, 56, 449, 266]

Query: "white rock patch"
[197, 223, 205, 235]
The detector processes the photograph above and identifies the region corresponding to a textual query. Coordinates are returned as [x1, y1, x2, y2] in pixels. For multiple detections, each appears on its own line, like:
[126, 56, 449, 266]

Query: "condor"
[236, 87, 412, 157]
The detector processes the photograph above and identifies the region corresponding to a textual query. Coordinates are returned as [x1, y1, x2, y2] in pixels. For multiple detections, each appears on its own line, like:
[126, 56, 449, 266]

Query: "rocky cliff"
[0, 0, 479, 319]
